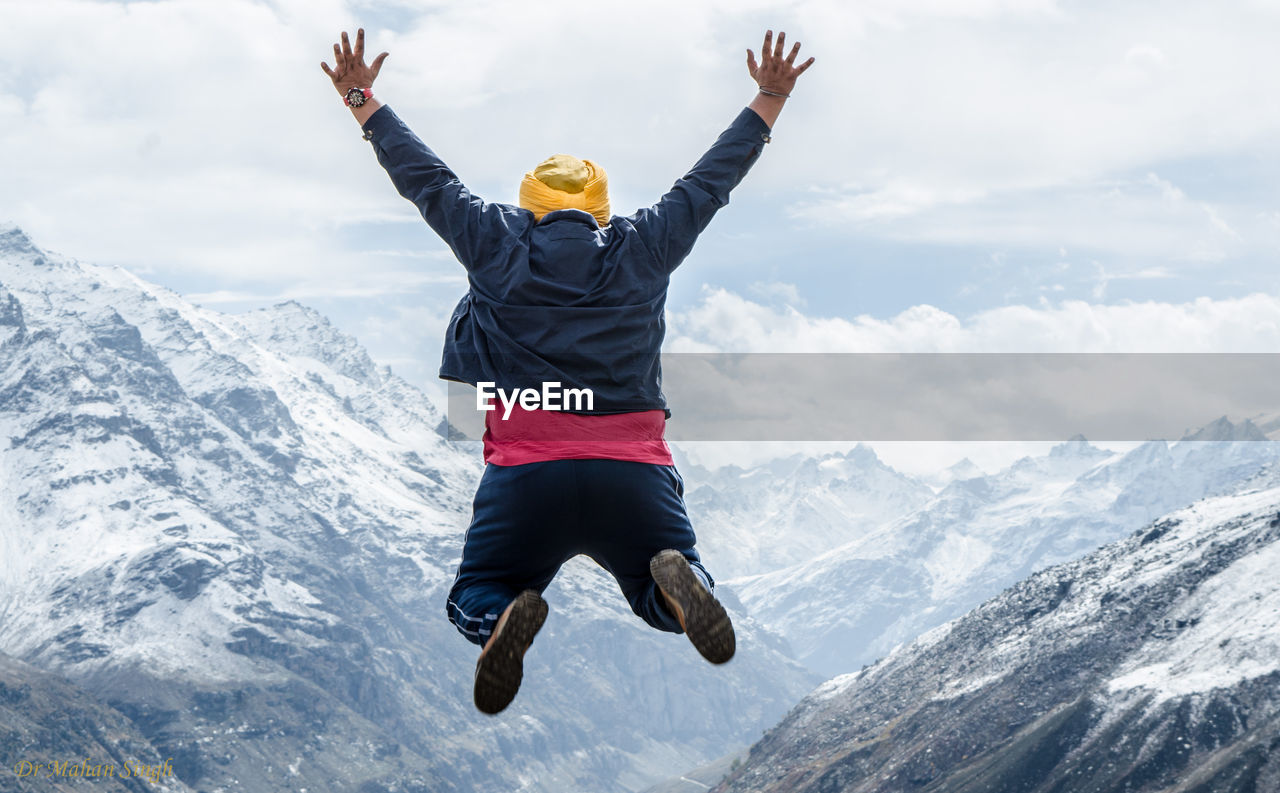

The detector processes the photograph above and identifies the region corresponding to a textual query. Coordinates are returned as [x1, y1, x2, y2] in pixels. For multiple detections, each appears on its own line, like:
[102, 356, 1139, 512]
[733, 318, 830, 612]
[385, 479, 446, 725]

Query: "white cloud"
[1123, 44, 1168, 69]
[778, 3, 1280, 259]
[6, 0, 1276, 289]
[748, 280, 807, 307]
[667, 287, 1280, 353]
[1, 0, 375, 279]
[794, 171, 1261, 264]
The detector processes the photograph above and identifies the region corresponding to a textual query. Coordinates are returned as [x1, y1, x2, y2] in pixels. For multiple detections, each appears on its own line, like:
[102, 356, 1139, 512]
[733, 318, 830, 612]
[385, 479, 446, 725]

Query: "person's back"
[321, 26, 815, 715]
[452, 205, 677, 415]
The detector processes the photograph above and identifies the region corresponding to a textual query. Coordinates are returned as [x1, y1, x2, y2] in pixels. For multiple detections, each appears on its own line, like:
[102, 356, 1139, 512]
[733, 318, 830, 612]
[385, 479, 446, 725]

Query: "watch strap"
[344, 87, 373, 107]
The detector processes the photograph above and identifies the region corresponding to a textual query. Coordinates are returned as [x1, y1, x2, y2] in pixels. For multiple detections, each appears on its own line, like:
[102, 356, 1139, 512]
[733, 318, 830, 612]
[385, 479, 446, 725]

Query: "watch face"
[346, 88, 366, 107]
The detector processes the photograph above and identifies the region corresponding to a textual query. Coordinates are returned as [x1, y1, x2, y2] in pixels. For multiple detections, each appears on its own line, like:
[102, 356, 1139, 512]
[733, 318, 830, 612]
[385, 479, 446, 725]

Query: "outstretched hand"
[320, 28, 389, 97]
[747, 30, 815, 96]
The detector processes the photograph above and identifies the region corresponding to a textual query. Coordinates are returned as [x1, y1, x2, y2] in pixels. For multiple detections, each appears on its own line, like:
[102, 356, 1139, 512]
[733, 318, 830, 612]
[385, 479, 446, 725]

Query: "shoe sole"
[650, 550, 735, 664]
[474, 590, 548, 715]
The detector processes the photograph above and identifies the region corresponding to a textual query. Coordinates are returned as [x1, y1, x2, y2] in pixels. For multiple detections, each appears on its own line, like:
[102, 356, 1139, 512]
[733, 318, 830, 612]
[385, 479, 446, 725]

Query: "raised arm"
[321, 29, 529, 272]
[627, 30, 816, 273]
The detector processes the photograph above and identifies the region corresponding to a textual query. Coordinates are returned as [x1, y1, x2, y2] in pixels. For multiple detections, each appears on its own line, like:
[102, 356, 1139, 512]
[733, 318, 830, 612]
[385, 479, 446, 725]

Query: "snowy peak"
[1180, 415, 1269, 442]
[686, 445, 934, 579]
[0, 224, 43, 261]
[1003, 436, 1109, 481]
[946, 456, 982, 479]
[1250, 409, 1280, 439]
[922, 456, 985, 490]
[1048, 433, 1105, 458]
[235, 300, 380, 386]
[839, 442, 882, 467]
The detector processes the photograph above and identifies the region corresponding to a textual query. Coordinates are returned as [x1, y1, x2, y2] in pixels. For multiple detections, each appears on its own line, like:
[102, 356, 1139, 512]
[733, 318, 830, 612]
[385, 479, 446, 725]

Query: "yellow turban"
[519, 154, 611, 227]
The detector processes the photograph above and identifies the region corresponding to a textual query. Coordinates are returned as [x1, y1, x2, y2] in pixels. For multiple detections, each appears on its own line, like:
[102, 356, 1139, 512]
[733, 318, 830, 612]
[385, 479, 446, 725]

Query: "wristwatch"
[344, 87, 373, 108]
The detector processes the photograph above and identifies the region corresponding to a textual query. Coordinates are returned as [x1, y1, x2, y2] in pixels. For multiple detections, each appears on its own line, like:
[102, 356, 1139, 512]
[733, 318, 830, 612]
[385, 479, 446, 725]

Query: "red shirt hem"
[482, 405, 674, 466]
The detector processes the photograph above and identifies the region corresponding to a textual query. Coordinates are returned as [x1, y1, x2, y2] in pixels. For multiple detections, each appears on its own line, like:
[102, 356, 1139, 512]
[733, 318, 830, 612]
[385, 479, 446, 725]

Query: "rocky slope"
[0, 650, 193, 793]
[0, 225, 816, 793]
[715, 464, 1280, 793]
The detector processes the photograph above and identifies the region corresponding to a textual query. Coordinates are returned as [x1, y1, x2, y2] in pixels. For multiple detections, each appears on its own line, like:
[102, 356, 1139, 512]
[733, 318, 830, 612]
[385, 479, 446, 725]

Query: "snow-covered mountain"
[725, 433, 1280, 677]
[0, 225, 817, 793]
[715, 463, 1280, 793]
[922, 456, 985, 491]
[679, 445, 936, 580]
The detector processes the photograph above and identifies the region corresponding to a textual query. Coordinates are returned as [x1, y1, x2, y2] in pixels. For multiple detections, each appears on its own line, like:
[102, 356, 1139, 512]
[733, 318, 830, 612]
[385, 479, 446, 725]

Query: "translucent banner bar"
[445, 353, 1280, 441]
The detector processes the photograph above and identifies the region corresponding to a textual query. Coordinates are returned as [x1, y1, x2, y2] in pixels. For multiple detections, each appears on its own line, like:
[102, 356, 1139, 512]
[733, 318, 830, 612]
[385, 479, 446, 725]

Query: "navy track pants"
[446, 459, 715, 647]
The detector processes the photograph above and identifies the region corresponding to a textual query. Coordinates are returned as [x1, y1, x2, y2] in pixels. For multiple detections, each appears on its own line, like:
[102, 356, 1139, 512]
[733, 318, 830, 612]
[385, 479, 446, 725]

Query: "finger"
[786, 41, 801, 65]
[333, 42, 344, 70]
[746, 49, 757, 75]
[795, 56, 815, 75]
[775, 31, 785, 59]
[371, 51, 389, 79]
[341, 30, 353, 58]
[321, 61, 335, 78]
[355, 27, 365, 60]
[763, 30, 772, 60]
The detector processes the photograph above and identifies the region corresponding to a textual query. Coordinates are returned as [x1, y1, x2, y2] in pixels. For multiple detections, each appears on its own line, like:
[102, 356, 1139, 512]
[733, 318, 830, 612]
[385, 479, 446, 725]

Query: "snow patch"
[1106, 529, 1280, 703]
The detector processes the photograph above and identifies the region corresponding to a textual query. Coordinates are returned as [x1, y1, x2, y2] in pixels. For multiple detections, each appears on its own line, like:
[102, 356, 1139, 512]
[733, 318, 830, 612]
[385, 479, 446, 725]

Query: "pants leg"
[575, 459, 716, 634]
[446, 461, 580, 646]
[447, 458, 717, 644]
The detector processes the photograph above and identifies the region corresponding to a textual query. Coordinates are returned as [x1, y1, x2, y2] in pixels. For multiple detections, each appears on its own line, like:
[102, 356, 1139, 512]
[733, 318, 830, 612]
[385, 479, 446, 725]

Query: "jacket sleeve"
[625, 107, 773, 273]
[361, 105, 531, 272]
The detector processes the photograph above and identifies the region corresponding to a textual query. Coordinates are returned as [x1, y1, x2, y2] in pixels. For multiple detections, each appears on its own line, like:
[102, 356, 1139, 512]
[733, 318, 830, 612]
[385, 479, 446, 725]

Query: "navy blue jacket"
[361, 104, 773, 414]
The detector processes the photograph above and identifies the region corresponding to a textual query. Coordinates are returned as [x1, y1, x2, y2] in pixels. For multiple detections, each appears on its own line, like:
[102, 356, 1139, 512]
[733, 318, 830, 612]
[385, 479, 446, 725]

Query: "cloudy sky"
[3, 0, 1279, 469]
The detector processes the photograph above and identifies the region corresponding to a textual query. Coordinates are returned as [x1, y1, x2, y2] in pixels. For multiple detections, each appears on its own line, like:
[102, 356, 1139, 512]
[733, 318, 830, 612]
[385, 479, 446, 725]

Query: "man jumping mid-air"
[322, 27, 815, 715]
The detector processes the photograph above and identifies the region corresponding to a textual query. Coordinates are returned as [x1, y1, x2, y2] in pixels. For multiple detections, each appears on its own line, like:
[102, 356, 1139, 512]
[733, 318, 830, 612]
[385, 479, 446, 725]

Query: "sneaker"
[649, 550, 735, 664]
[473, 589, 548, 715]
